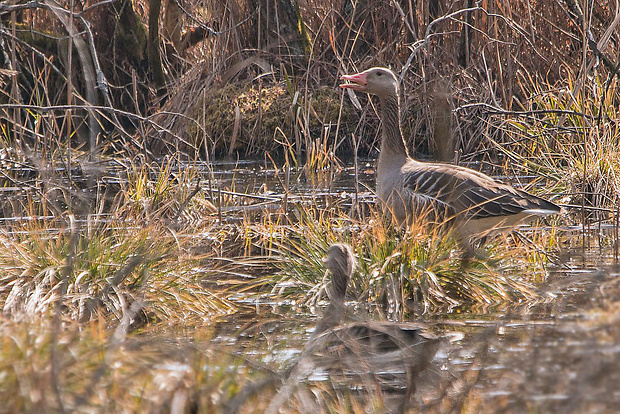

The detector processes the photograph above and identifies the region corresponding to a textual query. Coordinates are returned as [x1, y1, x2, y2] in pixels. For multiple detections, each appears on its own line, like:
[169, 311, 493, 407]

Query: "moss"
[188, 81, 358, 156]
[12, 23, 58, 55]
[114, 0, 148, 64]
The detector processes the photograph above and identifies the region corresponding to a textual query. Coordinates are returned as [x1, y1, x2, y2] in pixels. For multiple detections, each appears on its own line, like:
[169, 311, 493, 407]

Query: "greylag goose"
[340, 67, 561, 246]
[266, 243, 441, 413]
[311, 243, 441, 383]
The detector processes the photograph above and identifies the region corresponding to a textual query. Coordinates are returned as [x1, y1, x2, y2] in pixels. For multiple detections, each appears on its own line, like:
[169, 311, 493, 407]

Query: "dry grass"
[1, 0, 620, 412]
[259, 202, 555, 316]
[0, 316, 255, 413]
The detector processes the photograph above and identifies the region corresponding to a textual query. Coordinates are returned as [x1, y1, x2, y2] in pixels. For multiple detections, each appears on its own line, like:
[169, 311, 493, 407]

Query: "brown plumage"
[340, 67, 561, 241]
[311, 243, 356, 336]
[313, 244, 438, 356]
[266, 243, 441, 413]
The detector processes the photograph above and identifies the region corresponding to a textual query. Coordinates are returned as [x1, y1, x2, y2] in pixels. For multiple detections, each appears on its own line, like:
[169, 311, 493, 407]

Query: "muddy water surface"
[207, 158, 620, 413]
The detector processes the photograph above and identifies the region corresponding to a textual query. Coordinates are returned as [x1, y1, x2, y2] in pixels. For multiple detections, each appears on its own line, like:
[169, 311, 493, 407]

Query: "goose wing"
[401, 163, 559, 220]
[457, 185, 545, 218]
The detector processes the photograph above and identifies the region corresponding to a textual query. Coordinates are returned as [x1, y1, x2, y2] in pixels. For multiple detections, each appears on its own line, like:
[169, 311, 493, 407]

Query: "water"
[202, 157, 620, 412]
[429, 265, 620, 410]
[5, 156, 620, 412]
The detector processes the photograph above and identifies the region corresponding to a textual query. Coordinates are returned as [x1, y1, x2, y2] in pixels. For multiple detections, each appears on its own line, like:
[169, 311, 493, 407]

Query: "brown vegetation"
[1, 0, 618, 159]
[1, 0, 620, 412]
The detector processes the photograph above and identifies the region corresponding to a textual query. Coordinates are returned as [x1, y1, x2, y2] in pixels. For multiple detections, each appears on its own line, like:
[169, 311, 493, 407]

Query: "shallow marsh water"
[3, 157, 619, 412]
[199, 158, 620, 412]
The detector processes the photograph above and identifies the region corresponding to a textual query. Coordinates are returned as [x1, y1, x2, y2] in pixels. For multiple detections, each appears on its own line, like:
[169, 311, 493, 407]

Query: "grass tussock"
[0, 160, 244, 325]
[0, 317, 262, 413]
[0, 218, 235, 324]
[116, 159, 216, 227]
[265, 204, 548, 315]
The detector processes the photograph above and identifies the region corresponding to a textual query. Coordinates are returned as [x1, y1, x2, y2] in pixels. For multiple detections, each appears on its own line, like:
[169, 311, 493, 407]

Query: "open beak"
[339, 72, 367, 91]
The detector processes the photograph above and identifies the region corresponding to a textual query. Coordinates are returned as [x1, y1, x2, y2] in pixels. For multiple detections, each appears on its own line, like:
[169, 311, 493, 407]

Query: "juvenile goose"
[340, 67, 560, 245]
[266, 243, 441, 413]
[310, 243, 357, 337]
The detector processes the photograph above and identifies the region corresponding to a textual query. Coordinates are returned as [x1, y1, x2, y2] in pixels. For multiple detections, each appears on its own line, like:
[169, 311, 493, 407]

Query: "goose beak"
[340, 72, 367, 91]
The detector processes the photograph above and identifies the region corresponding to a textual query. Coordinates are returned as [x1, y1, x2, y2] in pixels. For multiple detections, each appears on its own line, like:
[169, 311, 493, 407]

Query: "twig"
[456, 102, 597, 121]
[400, 5, 537, 83]
[0, 0, 137, 155]
[0, 1, 41, 14]
[401, 5, 485, 82]
[0, 25, 66, 82]
[172, 179, 201, 222]
[562, 0, 620, 79]
[0, 103, 204, 143]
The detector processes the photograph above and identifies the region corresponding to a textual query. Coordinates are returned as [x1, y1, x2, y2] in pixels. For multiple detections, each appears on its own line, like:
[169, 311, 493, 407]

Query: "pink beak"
[339, 72, 368, 91]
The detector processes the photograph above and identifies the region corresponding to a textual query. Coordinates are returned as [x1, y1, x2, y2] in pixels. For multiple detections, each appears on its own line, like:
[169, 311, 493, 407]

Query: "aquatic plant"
[265, 201, 547, 314]
[116, 158, 216, 228]
[489, 70, 620, 219]
[0, 216, 235, 324]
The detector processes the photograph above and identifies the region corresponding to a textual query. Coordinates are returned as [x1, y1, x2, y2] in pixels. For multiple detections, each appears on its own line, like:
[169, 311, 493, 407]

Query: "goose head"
[340, 67, 399, 99]
[324, 243, 356, 301]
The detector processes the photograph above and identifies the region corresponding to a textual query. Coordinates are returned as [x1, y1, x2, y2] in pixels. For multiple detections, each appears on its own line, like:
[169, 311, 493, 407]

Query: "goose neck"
[312, 300, 345, 336]
[379, 93, 409, 159]
[311, 270, 348, 337]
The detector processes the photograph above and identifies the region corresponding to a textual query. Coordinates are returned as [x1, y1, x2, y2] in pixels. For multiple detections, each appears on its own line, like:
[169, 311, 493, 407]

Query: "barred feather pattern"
[360, 68, 562, 232]
[399, 163, 561, 222]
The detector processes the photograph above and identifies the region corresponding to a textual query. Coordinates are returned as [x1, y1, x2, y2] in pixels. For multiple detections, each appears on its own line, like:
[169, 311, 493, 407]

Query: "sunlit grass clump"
[0, 217, 234, 324]
[268, 205, 544, 314]
[118, 160, 216, 227]
[499, 71, 620, 213]
[0, 317, 266, 413]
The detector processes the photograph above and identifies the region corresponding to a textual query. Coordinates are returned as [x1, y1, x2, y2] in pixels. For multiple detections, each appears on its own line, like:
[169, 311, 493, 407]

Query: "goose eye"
[376, 72, 383, 77]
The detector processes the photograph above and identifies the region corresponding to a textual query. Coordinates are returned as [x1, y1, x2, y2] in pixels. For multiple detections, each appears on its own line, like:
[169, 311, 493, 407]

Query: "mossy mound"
[181, 81, 358, 157]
